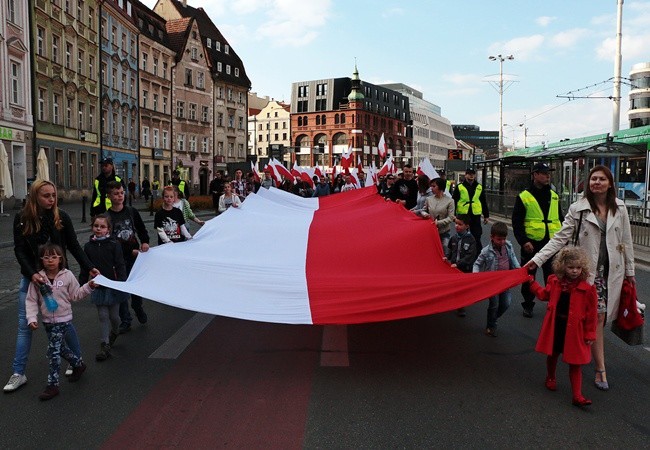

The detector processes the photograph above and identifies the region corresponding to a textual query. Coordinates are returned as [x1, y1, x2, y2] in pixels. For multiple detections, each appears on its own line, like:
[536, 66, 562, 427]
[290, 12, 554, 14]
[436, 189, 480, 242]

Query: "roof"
[132, 0, 172, 49]
[165, 17, 193, 59]
[249, 108, 262, 116]
[168, 0, 251, 89]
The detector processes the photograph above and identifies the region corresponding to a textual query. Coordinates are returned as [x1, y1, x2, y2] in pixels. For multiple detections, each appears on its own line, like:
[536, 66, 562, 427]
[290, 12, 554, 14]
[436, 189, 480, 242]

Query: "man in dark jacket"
[91, 157, 123, 217]
[389, 165, 418, 209]
[512, 162, 563, 318]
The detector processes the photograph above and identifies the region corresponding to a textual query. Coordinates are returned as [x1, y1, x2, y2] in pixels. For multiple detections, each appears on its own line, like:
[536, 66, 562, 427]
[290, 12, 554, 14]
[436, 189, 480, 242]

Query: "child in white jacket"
[25, 243, 94, 401]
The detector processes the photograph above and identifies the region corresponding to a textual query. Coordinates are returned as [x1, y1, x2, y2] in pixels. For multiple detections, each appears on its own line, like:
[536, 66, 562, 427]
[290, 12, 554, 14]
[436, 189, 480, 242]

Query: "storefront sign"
[0, 127, 14, 140]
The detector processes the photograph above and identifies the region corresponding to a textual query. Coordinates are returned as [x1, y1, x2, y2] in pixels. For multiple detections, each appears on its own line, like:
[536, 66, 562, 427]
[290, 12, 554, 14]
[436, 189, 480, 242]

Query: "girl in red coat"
[528, 247, 597, 407]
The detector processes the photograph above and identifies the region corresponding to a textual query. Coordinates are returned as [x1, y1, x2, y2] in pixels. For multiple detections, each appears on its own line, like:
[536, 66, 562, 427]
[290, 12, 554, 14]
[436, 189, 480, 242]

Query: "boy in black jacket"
[447, 214, 478, 317]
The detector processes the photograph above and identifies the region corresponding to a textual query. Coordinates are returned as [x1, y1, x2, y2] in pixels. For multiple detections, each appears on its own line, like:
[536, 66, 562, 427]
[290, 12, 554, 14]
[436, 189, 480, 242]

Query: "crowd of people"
[3, 159, 642, 408]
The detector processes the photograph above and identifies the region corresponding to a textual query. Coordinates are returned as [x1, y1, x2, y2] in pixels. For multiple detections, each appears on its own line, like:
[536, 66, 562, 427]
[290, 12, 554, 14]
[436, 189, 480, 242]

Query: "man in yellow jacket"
[512, 162, 563, 318]
[452, 167, 489, 246]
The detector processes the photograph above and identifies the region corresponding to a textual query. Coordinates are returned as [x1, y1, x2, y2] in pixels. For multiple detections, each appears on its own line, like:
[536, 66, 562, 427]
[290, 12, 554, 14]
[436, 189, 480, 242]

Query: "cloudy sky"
[142, 0, 650, 147]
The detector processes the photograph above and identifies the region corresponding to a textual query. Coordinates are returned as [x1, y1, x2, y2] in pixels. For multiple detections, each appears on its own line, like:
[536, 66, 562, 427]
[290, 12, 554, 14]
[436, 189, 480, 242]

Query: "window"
[239, 92, 244, 103]
[217, 87, 223, 98]
[141, 52, 147, 71]
[38, 89, 46, 121]
[111, 26, 116, 44]
[191, 47, 198, 60]
[206, 38, 211, 48]
[162, 130, 168, 148]
[37, 27, 45, 56]
[89, 55, 94, 80]
[121, 73, 126, 92]
[217, 62, 222, 72]
[88, 7, 94, 28]
[66, 98, 72, 127]
[298, 85, 309, 98]
[235, 68, 239, 77]
[227, 88, 233, 101]
[189, 103, 197, 120]
[202, 106, 209, 122]
[197, 72, 204, 89]
[153, 94, 158, 111]
[316, 83, 327, 96]
[77, 0, 84, 20]
[53, 94, 60, 124]
[238, 116, 244, 129]
[121, 33, 127, 50]
[217, 113, 223, 127]
[162, 61, 168, 79]
[153, 129, 159, 147]
[10, 61, 21, 105]
[7, 0, 17, 23]
[189, 136, 197, 152]
[142, 127, 149, 146]
[65, 42, 73, 68]
[153, 58, 158, 76]
[78, 102, 85, 129]
[225, 65, 230, 75]
[78, 50, 84, 75]
[202, 137, 209, 153]
[176, 101, 185, 118]
[185, 69, 192, 86]
[65, 0, 71, 14]
[228, 114, 234, 128]
[176, 134, 185, 151]
[89, 105, 94, 131]
[215, 41, 221, 51]
[238, 144, 244, 157]
[162, 96, 168, 114]
[101, 18, 107, 37]
[52, 35, 59, 63]
[224, 44, 229, 54]
[130, 77, 134, 96]
[142, 90, 148, 108]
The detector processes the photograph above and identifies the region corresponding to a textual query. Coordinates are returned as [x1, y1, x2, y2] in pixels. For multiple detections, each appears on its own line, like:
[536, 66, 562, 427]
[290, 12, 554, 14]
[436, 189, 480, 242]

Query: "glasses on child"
[41, 255, 61, 261]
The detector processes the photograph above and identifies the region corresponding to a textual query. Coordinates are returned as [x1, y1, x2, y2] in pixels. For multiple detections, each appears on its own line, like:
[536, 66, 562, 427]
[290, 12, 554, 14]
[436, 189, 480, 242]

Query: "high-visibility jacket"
[93, 175, 121, 211]
[456, 183, 482, 215]
[446, 180, 452, 192]
[519, 190, 561, 241]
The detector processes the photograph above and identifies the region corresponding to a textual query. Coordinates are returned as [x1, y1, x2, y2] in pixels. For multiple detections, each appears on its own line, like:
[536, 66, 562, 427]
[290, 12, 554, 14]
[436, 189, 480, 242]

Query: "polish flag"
[378, 133, 387, 159]
[377, 155, 394, 177]
[264, 163, 281, 186]
[416, 158, 439, 180]
[272, 158, 293, 181]
[314, 165, 323, 177]
[341, 144, 353, 171]
[251, 161, 261, 183]
[291, 162, 302, 178]
[96, 187, 528, 325]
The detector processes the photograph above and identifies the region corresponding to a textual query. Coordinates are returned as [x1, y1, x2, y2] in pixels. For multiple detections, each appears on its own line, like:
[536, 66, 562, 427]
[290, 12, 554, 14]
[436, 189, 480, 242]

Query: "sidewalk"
[0, 198, 216, 249]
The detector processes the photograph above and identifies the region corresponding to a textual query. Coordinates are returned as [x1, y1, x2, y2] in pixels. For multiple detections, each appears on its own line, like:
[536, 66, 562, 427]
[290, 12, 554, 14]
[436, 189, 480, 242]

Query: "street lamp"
[488, 54, 514, 159]
[503, 124, 516, 150]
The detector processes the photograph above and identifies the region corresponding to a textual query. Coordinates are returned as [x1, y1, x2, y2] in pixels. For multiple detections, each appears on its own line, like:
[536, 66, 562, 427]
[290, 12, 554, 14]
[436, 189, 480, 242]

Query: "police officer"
[452, 167, 489, 246]
[512, 162, 563, 318]
[171, 170, 189, 200]
[91, 157, 123, 217]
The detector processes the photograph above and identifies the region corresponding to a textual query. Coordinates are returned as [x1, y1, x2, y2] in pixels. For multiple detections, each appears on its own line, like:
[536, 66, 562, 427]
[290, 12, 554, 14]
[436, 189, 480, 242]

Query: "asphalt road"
[0, 222, 648, 448]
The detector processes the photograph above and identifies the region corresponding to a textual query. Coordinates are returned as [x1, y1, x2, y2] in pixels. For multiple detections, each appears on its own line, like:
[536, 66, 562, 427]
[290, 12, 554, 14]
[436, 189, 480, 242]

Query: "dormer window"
[191, 47, 198, 60]
[235, 68, 239, 77]
[207, 38, 211, 48]
[224, 44, 229, 54]
[216, 41, 221, 51]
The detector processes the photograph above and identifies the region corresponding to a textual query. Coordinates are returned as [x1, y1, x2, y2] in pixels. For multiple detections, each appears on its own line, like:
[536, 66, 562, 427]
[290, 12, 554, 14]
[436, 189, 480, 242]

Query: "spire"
[348, 62, 364, 102]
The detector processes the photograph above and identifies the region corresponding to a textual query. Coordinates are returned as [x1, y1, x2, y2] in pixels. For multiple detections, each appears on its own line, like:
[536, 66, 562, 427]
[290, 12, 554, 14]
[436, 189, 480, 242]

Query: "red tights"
[546, 354, 583, 399]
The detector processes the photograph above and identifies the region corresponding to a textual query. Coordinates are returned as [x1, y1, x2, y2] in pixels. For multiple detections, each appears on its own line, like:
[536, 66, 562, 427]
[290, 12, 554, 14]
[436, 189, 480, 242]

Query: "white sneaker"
[65, 365, 73, 376]
[3, 374, 27, 392]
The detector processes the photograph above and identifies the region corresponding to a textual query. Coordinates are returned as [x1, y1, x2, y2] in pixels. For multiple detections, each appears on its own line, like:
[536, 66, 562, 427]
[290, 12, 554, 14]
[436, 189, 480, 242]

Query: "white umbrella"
[0, 141, 13, 215]
[36, 148, 50, 181]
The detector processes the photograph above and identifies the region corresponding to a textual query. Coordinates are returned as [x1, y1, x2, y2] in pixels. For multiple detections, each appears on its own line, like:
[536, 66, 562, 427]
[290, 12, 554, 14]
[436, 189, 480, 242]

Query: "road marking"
[149, 313, 214, 359]
[320, 325, 349, 367]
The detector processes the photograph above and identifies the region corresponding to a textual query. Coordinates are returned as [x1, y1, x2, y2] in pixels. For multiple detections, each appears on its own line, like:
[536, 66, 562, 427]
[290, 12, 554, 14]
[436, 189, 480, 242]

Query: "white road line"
[149, 313, 215, 359]
[320, 325, 349, 367]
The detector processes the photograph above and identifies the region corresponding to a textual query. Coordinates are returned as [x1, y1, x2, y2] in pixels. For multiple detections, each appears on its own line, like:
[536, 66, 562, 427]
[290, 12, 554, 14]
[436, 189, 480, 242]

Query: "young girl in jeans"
[528, 247, 597, 407]
[25, 243, 95, 401]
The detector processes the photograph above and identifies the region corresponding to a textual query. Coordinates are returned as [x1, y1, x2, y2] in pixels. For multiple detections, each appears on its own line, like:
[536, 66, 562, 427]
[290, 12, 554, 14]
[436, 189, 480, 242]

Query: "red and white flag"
[314, 165, 323, 177]
[264, 163, 281, 186]
[377, 155, 394, 177]
[341, 144, 353, 171]
[251, 161, 261, 183]
[271, 158, 293, 181]
[96, 187, 528, 325]
[416, 158, 439, 180]
[378, 133, 387, 159]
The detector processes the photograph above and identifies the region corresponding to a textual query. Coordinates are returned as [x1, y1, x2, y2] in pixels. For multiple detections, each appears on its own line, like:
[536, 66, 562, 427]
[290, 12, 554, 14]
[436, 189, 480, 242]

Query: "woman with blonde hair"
[4, 180, 98, 393]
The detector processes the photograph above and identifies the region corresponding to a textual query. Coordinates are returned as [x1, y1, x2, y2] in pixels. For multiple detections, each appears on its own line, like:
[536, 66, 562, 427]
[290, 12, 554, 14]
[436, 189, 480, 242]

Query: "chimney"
[182, 0, 187, 6]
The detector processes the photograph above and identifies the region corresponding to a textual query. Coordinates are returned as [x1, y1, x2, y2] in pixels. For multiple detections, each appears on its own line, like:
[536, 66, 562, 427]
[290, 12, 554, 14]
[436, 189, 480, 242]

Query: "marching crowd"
[3, 157, 643, 409]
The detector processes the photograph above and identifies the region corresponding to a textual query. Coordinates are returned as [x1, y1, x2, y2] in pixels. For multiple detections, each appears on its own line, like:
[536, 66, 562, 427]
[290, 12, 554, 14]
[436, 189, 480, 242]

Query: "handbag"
[571, 211, 584, 246]
[611, 279, 644, 345]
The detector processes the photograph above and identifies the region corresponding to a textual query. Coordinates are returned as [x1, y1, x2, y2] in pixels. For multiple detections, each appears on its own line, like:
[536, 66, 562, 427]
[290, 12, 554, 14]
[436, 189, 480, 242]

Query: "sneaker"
[456, 308, 467, 317]
[68, 362, 86, 383]
[109, 331, 119, 347]
[485, 327, 498, 337]
[134, 308, 148, 324]
[572, 396, 592, 407]
[38, 385, 59, 401]
[65, 365, 74, 377]
[3, 374, 27, 393]
[119, 323, 132, 334]
[522, 308, 534, 318]
[545, 377, 557, 391]
[95, 343, 111, 362]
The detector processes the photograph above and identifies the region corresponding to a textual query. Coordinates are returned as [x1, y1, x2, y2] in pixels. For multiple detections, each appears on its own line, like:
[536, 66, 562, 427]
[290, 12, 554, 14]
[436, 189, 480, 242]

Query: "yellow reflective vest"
[93, 175, 121, 211]
[519, 190, 561, 241]
[456, 183, 482, 215]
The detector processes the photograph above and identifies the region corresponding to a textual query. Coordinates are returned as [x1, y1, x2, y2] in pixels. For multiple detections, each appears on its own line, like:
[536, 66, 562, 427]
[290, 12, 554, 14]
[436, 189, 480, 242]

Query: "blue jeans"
[11, 277, 82, 375]
[486, 289, 511, 329]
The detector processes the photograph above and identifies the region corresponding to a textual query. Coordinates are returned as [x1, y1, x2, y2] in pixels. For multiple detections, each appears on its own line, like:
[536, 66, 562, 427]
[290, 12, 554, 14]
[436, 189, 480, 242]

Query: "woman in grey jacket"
[422, 178, 456, 250]
[525, 165, 635, 391]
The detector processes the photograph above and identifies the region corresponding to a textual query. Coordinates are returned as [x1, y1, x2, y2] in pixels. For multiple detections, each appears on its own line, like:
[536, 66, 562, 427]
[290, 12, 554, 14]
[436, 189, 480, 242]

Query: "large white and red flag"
[417, 158, 439, 180]
[377, 155, 394, 177]
[378, 133, 387, 159]
[96, 187, 527, 325]
[341, 144, 353, 171]
[271, 158, 293, 181]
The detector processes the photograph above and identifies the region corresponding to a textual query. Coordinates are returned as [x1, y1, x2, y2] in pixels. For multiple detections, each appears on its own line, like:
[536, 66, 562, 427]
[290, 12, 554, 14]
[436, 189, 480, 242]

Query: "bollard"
[81, 196, 87, 223]
[150, 195, 154, 216]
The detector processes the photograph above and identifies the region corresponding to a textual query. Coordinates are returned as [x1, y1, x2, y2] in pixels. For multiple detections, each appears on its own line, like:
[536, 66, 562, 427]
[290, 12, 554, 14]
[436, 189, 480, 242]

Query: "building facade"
[290, 67, 412, 168]
[134, 3, 175, 187]
[154, 0, 250, 192]
[32, 0, 100, 200]
[250, 100, 291, 163]
[629, 62, 650, 128]
[380, 83, 455, 169]
[100, 0, 139, 182]
[1, 0, 33, 202]
[451, 124, 499, 160]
